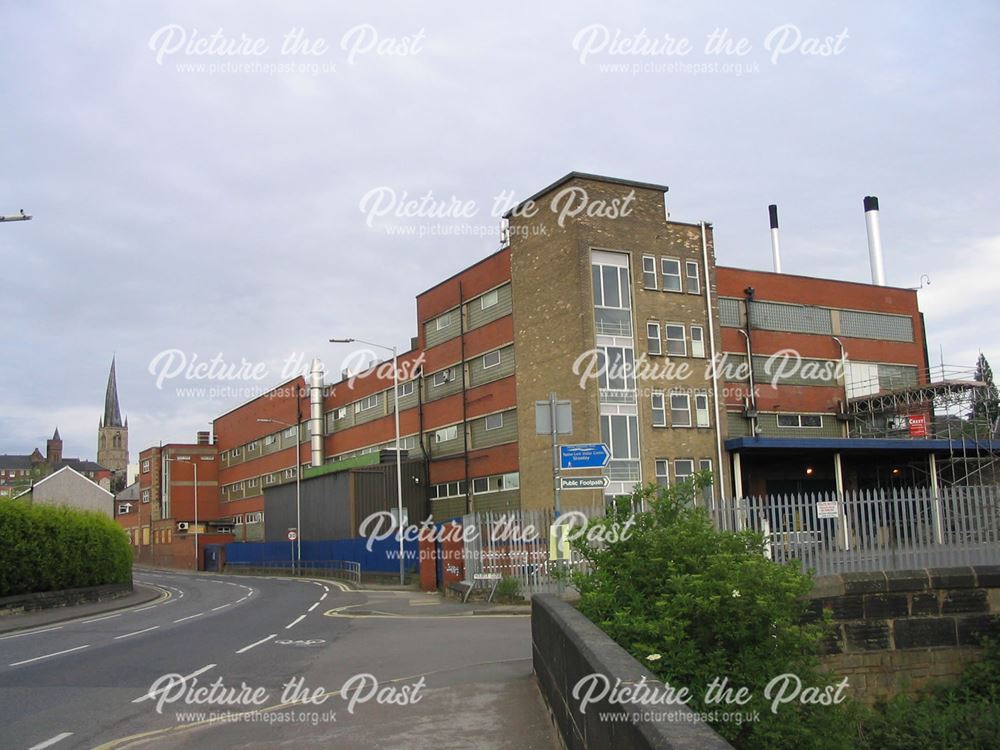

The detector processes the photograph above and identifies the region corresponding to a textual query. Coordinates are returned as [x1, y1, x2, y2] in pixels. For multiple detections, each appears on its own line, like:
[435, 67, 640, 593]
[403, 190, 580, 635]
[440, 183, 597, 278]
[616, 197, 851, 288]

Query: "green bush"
[571, 476, 859, 749]
[857, 641, 1000, 749]
[0, 499, 132, 597]
[495, 575, 521, 603]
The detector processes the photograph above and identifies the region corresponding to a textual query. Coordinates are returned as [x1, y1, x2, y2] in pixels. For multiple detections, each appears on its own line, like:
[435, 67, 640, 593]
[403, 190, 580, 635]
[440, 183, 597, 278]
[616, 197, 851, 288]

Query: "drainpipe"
[742, 287, 758, 437]
[458, 281, 471, 513]
[832, 337, 850, 438]
[701, 222, 727, 503]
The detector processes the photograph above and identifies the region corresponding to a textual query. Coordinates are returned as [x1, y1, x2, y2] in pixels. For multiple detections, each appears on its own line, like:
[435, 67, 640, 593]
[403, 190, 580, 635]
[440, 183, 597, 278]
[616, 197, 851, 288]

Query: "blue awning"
[724, 437, 1000, 453]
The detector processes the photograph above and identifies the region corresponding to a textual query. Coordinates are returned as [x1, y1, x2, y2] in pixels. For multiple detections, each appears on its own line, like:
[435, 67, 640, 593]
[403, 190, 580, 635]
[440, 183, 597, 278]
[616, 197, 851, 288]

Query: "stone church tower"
[97, 357, 129, 480]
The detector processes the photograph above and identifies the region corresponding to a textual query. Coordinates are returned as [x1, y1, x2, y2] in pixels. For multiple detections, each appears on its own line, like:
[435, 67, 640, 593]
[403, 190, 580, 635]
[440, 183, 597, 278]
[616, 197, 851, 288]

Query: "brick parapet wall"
[807, 566, 1000, 700]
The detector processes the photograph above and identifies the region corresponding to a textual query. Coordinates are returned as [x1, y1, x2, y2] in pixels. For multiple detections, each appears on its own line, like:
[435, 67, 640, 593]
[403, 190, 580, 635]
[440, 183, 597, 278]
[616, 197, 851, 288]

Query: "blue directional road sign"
[559, 443, 611, 470]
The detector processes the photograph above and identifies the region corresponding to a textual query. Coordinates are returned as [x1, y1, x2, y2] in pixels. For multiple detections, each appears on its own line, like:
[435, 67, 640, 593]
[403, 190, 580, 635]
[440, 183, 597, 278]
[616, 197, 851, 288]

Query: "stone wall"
[807, 566, 1000, 701]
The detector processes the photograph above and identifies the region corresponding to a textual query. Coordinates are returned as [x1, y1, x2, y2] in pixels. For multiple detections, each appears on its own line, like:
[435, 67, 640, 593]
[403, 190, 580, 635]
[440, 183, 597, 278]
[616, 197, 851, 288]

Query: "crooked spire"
[103, 357, 124, 428]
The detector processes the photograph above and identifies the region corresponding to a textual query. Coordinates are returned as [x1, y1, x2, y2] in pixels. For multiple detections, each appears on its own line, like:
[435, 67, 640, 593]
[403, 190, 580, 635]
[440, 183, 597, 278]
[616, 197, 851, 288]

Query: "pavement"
[0, 584, 162, 635]
[0, 568, 559, 749]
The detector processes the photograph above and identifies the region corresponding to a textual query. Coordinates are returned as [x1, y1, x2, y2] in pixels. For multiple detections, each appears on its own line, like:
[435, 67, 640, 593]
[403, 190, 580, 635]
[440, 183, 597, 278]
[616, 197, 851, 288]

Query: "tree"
[972, 353, 1000, 426]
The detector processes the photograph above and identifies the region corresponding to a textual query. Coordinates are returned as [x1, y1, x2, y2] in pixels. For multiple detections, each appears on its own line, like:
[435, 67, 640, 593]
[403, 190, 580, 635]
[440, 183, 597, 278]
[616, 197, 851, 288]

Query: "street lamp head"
[329, 338, 355, 343]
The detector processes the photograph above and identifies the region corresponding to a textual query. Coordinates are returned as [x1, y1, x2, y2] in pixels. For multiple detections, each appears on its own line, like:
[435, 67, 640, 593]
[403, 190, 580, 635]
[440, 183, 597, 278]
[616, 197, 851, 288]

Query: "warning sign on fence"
[815, 501, 840, 519]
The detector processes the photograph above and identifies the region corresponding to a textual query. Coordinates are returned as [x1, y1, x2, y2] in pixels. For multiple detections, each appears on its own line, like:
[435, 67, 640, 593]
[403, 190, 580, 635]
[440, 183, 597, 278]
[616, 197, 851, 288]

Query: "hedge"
[0, 500, 132, 597]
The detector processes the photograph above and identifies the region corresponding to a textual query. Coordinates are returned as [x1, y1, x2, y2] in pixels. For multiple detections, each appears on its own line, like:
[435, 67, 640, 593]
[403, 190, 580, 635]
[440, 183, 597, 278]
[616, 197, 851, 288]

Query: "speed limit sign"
[287, 529, 298, 542]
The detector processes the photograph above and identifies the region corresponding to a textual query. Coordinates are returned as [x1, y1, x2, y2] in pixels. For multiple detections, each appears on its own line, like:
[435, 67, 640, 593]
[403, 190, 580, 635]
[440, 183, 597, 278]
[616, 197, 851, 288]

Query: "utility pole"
[0, 210, 32, 223]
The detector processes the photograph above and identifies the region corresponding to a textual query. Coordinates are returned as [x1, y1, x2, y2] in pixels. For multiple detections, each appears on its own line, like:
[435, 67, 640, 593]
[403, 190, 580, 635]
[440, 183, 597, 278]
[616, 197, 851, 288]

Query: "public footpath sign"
[560, 476, 610, 490]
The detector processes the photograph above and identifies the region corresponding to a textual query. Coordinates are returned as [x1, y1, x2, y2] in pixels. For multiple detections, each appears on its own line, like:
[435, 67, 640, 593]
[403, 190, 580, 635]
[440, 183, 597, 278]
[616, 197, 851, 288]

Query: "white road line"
[211, 603, 232, 611]
[28, 731, 73, 749]
[285, 615, 306, 629]
[79, 613, 121, 624]
[10, 644, 90, 667]
[320, 592, 327, 601]
[323, 586, 329, 592]
[133, 663, 216, 703]
[236, 596, 248, 603]
[173, 612, 204, 623]
[133, 605, 158, 612]
[236, 634, 276, 654]
[114, 626, 160, 640]
[0, 625, 63, 641]
[308, 603, 319, 612]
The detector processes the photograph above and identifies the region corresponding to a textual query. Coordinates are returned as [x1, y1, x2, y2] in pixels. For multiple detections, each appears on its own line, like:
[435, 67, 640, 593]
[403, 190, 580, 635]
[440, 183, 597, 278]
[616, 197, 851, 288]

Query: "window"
[642, 256, 657, 289]
[247, 441, 258, 452]
[231, 447, 241, 457]
[484, 413, 503, 431]
[685, 260, 701, 294]
[597, 346, 636, 394]
[481, 289, 499, 309]
[651, 392, 666, 427]
[264, 434, 277, 446]
[655, 459, 669, 488]
[665, 324, 687, 356]
[690, 325, 705, 358]
[141, 460, 150, 473]
[482, 350, 501, 369]
[502, 472, 519, 490]
[265, 474, 275, 484]
[284, 467, 297, 478]
[646, 322, 661, 355]
[670, 392, 692, 427]
[695, 393, 710, 427]
[431, 481, 466, 499]
[592, 262, 631, 310]
[397, 381, 414, 397]
[355, 393, 381, 412]
[432, 369, 453, 387]
[336, 407, 347, 419]
[661, 258, 682, 292]
[248, 477, 257, 487]
[674, 459, 695, 482]
[472, 477, 489, 494]
[118, 503, 132, 515]
[777, 414, 824, 428]
[435, 425, 458, 443]
[435, 312, 453, 330]
[284, 426, 297, 438]
[699, 458, 714, 501]
[141, 490, 150, 503]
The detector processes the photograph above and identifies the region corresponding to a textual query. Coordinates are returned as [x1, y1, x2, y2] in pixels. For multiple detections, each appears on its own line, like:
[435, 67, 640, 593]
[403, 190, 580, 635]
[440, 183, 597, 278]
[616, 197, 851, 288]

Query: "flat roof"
[716, 265, 920, 295]
[503, 171, 670, 219]
[725, 437, 1000, 453]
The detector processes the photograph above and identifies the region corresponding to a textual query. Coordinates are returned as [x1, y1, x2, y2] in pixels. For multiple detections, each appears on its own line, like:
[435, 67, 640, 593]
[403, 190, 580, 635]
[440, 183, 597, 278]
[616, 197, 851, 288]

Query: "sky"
[1, 1, 998, 462]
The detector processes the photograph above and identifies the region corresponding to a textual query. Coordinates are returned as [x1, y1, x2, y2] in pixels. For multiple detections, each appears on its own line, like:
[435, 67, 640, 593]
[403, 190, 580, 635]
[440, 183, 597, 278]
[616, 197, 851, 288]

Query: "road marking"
[320, 592, 327, 601]
[236, 596, 248, 603]
[173, 612, 204, 623]
[79, 613, 122, 624]
[285, 614, 306, 629]
[236, 634, 276, 654]
[114, 626, 160, 640]
[0, 625, 63, 641]
[133, 663, 216, 703]
[211, 603, 232, 611]
[322, 585, 329, 592]
[10, 644, 90, 666]
[308, 602, 319, 612]
[28, 731, 73, 749]
[133, 605, 158, 612]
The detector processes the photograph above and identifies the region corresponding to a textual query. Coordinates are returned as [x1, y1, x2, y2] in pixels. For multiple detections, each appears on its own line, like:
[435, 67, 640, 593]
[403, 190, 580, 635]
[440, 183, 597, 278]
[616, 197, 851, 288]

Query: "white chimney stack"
[864, 196, 886, 286]
[309, 358, 324, 468]
[768, 204, 782, 273]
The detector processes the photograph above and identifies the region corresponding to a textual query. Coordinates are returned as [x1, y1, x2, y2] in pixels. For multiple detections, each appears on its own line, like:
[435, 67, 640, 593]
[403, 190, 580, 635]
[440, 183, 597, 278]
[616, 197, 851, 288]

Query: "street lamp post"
[257, 417, 302, 569]
[165, 456, 199, 570]
[330, 337, 406, 585]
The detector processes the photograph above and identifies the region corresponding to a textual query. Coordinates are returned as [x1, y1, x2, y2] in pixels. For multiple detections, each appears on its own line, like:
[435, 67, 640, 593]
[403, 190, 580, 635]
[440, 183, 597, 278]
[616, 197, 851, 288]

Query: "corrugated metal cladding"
[263, 458, 427, 542]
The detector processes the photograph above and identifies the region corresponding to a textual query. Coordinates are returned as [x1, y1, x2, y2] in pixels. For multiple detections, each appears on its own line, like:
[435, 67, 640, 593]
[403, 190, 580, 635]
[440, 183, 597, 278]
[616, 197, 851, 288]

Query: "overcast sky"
[1, 1, 997, 462]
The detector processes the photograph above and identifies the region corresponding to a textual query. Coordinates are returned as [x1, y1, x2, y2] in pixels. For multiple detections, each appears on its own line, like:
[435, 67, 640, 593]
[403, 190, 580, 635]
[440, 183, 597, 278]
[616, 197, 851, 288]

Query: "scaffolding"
[843, 364, 1000, 487]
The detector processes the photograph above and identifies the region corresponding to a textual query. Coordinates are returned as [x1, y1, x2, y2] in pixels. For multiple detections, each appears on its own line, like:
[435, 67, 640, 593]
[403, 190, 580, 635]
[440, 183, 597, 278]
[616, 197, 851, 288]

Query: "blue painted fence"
[225, 536, 419, 573]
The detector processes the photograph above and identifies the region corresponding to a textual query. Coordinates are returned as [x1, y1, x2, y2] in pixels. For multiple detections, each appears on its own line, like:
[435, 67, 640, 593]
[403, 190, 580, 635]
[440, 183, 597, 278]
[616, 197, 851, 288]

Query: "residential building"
[15, 465, 115, 517]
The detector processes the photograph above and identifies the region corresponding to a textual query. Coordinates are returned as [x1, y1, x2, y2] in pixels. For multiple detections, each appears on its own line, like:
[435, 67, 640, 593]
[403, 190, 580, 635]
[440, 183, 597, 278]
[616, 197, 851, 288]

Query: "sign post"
[287, 529, 298, 574]
[536, 394, 572, 515]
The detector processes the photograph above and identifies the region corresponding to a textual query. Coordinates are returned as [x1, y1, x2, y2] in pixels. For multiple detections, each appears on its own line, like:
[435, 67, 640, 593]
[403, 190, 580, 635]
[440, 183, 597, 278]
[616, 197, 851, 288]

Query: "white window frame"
[777, 413, 824, 429]
[661, 258, 682, 292]
[502, 472, 519, 490]
[432, 369, 453, 387]
[247, 441, 258, 452]
[651, 392, 666, 427]
[642, 255, 657, 289]
[685, 260, 701, 294]
[118, 503, 132, 515]
[655, 459, 669, 488]
[141, 460, 150, 473]
[472, 477, 489, 494]
[264, 434, 277, 446]
[141, 490, 151, 503]
[484, 413, 503, 431]
[671, 392, 692, 427]
[397, 381, 414, 398]
[674, 459, 695, 482]
[665, 324, 687, 356]
[695, 393, 710, 427]
[435, 425, 458, 443]
[355, 393, 381, 413]
[482, 350, 501, 369]
[435, 312, 453, 330]
[481, 289, 499, 309]
[284, 426, 297, 438]
[690, 325, 705, 358]
[646, 321, 661, 356]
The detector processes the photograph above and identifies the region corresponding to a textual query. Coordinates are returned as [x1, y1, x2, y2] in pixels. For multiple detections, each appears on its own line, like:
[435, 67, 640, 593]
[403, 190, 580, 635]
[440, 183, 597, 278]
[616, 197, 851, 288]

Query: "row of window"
[646, 322, 706, 358]
[229, 512, 264, 525]
[651, 392, 711, 428]
[221, 466, 301, 497]
[654, 458, 713, 487]
[719, 297, 915, 342]
[432, 287, 503, 332]
[641, 256, 702, 295]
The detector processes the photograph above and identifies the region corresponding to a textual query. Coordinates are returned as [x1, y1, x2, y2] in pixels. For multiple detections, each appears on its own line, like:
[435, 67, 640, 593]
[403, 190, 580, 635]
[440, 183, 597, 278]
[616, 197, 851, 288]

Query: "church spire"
[103, 357, 123, 428]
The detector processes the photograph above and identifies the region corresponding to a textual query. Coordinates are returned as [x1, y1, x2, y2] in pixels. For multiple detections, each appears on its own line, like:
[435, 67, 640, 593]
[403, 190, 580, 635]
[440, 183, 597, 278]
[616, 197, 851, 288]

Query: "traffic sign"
[559, 443, 610, 470]
[474, 573, 502, 581]
[560, 476, 610, 491]
[287, 529, 298, 542]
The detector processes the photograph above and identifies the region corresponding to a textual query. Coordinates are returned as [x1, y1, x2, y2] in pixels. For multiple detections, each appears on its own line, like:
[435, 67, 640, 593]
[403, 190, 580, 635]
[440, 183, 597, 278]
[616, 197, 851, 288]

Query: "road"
[0, 569, 557, 749]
